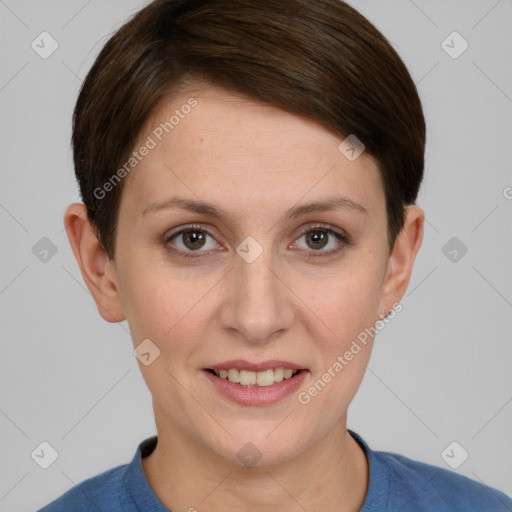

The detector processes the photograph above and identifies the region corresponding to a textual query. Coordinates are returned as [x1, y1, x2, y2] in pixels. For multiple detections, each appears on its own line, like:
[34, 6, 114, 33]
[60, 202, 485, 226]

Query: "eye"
[164, 224, 220, 259]
[293, 224, 349, 258]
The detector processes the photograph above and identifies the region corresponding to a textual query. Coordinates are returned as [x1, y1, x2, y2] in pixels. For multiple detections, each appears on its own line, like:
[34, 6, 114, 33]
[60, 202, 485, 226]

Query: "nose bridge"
[221, 236, 294, 343]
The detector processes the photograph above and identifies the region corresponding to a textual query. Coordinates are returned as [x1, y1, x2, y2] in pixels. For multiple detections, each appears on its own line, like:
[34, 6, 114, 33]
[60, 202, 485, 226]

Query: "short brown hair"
[72, 0, 425, 260]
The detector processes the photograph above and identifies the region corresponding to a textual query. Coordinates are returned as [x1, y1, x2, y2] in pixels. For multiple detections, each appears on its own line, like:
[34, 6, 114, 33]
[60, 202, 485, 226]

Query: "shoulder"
[38, 464, 131, 512]
[349, 430, 512, 512]
[375, 449, 512, 511]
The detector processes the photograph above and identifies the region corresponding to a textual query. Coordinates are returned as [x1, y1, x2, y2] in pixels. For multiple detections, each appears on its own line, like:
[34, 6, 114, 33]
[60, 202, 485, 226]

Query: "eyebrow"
[142, 195, 368, 223]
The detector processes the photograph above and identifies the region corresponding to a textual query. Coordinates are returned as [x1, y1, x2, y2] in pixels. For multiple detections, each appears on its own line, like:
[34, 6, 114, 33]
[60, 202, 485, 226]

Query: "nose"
[219, 242, 295, 345]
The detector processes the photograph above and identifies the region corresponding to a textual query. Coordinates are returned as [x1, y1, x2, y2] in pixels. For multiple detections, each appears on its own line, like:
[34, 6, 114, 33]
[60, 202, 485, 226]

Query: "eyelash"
[164, 223, 349, 260]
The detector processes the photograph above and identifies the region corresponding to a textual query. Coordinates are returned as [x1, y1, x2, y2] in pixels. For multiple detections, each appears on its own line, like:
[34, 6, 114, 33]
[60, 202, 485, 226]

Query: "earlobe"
[379, 205, 424, 312]
[64, 203, 125, 323]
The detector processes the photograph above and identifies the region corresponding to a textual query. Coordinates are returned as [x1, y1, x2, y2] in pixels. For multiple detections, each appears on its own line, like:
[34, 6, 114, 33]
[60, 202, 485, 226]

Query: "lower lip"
[202, 369, 308, 406]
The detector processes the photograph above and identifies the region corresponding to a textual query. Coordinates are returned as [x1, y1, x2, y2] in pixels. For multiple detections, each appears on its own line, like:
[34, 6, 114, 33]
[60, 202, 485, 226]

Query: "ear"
[64, 203, 125, 323]
[378, 205, 424, 314]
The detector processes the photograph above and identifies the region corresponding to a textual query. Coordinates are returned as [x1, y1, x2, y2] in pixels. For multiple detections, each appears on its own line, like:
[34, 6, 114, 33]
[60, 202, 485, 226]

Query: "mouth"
[204, 367, 304, 387]
[202, 360, 309, 406]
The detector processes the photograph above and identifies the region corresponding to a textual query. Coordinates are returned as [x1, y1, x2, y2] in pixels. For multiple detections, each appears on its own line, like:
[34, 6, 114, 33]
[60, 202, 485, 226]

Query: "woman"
[39, 0, 512, 510]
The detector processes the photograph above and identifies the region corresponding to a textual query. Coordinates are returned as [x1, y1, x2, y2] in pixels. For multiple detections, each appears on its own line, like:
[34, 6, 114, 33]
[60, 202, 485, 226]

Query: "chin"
[202, 425, 307, 468]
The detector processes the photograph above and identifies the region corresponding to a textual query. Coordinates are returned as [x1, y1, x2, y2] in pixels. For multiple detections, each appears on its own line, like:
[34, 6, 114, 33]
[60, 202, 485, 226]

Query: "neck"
[142, 404, 368, 512]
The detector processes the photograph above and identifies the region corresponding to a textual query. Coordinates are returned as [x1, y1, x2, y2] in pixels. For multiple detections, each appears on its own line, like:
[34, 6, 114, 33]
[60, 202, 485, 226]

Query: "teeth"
[212, 367, 300, 387]
[227, 368, 239, 383]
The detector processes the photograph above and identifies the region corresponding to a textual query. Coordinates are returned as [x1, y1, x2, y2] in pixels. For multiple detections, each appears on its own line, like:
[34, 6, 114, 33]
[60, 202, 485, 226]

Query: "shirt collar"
[124, 435, 168, 511]
[348, 429, 390, 511]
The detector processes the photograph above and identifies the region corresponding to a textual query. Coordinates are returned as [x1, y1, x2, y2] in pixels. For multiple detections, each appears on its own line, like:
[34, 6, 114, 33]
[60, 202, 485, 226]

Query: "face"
[105, 83, 402, 466]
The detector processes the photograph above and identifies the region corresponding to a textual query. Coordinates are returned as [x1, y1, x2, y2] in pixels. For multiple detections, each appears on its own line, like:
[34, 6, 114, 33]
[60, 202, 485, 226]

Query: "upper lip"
[205, 359, 306, 372]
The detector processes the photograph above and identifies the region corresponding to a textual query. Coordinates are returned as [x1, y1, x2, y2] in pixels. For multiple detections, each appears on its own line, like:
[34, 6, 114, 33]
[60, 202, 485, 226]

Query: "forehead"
[121, 84, 385, 220]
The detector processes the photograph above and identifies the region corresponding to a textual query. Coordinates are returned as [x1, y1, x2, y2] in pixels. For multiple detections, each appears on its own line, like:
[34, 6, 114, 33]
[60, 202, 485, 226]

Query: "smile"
[202, 366, 308, 406]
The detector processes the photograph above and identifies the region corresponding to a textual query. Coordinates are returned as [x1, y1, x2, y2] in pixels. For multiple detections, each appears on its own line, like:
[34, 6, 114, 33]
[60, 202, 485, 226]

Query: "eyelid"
[294, 222, 349, 244]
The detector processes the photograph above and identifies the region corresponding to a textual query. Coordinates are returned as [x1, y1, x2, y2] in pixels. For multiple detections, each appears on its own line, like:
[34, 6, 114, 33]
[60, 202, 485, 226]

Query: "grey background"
[0, 0, 511, 510]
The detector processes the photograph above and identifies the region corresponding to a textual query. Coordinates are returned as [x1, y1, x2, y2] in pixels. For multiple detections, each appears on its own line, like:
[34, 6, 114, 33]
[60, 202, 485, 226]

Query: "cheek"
[295, 268, 380, 415]
[291, 255, 384, 409]
[118, 258, 219, 356]
[298, 260, 384, 343]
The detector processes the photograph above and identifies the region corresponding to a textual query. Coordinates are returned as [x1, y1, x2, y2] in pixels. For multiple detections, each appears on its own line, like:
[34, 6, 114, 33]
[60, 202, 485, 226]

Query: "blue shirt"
[39, 430, 512, 511]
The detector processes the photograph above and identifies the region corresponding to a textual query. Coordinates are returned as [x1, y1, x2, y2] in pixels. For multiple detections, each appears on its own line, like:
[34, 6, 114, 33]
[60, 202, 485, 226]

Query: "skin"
[65, 83, 424, 511]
